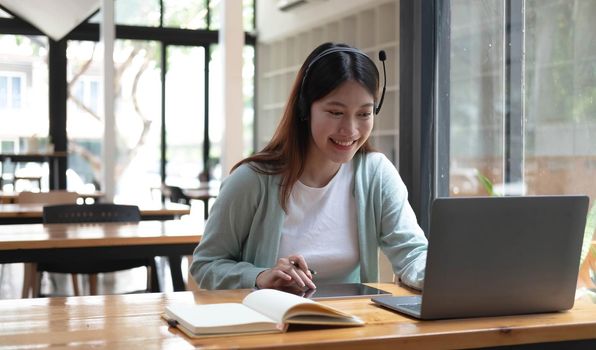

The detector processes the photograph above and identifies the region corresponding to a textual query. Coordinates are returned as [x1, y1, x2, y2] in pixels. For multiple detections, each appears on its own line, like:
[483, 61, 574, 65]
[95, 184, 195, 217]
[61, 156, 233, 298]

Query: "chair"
[42, 203, 141, 223]
[163, 185, 191, 205]
[17, 190, 79, 205]
[16, 191, 79, 298]
[13, 164, 43, 191]
[35, 204, 158, 297]
[163, 184, 214, 220]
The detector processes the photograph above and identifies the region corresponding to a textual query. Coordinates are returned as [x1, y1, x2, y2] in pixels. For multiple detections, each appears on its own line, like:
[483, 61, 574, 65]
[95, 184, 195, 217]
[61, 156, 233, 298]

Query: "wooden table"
[183, 186, 219, 219]
[0, 190, 105, 204]
[0, 219, 202, 292]
[0, 283, 594, 349]
[0, 202, 191, 224]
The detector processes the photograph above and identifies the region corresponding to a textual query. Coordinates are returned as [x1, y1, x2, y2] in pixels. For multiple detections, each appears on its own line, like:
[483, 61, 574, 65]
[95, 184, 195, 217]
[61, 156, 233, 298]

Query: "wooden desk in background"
[0, 202, 191, 224]
[0, 220, 202, 292]
[183, 186, 219, 220]
[0, 283, 594, 349]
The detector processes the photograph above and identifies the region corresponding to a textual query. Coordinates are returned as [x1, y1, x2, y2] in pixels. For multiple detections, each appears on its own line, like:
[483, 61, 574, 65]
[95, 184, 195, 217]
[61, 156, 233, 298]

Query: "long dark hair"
[232, 42, 380, 211]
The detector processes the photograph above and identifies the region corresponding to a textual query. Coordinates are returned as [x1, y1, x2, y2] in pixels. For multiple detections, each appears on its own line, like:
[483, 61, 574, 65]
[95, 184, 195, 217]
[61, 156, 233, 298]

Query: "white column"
[219, 0, 245, 176]
[101, 0, 115, 201]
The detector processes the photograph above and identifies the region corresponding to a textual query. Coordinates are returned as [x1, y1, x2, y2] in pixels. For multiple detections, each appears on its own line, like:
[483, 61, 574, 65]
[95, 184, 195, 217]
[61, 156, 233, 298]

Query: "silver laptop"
[372, 195, 589, 320]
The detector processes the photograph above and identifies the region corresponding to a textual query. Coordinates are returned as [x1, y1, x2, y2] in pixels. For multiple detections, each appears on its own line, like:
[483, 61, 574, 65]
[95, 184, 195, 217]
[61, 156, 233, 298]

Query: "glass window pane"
[0, 76, 7, 108]
[66, 40, 163, 199]
[208, 0, 220, 30]
[164, 0, 207, 29]
[208, 44, 222, 178]
[115, 0, 160, 26]
[67, 40, 103, 193]
[243, 45, 255, 155]
[165, 45, 205, 188]
[207, 43, 254, 179]
[524, 0, 596, 200]
[0, 35, 48, 157]
[443, 0, 595, 207]
[448, 0, 505, 196]
[113, 40, 162, 201]
[89, 80, 99, 113]
[11, 76, 21, 107]
[243, 0, 255, 32]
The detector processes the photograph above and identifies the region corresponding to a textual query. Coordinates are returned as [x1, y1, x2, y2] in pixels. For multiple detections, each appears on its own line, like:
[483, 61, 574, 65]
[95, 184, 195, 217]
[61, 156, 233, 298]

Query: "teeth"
[332, 139, 355, 146]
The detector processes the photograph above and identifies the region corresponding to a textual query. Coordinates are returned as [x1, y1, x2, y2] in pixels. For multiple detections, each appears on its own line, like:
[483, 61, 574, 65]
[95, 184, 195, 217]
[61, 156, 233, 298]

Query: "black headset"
[297, 47, 387, 119]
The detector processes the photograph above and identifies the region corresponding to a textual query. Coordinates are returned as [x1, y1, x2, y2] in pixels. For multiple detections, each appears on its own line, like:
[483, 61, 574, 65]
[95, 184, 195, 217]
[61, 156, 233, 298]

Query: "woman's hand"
[255, 255, 316, 291]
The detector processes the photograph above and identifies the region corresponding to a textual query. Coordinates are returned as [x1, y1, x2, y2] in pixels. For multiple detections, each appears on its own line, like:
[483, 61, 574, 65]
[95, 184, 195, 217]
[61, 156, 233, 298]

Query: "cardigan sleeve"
[189, 165, 268, 289]
[374, 154, 428, 290]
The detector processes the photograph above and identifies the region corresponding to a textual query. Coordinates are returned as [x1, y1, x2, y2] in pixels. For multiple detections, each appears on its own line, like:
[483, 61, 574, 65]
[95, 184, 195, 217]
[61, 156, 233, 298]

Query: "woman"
[190, 42, 427, 291]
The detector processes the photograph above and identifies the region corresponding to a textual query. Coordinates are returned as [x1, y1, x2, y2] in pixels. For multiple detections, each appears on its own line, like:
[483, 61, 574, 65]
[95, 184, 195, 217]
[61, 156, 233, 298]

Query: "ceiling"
[0, 0, 100, 41]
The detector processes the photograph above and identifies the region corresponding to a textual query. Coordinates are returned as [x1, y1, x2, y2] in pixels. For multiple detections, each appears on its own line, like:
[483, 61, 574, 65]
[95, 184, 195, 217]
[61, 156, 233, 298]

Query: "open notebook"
[164, 288, 364, 338]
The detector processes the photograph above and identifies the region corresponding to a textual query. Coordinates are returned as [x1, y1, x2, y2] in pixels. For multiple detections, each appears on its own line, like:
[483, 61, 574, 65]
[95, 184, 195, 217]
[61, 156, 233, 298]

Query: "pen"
[166, 318, 178, 328]
[290, 260, 317, 275]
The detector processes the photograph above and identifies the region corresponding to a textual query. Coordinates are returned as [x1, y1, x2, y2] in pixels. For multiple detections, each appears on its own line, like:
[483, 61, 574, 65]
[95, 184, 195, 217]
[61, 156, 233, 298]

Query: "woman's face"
[308, 80, 374, 166]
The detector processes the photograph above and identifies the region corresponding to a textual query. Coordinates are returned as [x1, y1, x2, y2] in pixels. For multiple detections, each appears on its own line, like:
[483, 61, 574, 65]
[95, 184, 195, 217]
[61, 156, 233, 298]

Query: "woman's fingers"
[294, 266, 317, 290]
[290, 255, 315, 282]
[287, 255, 316, 290]
[257, 256, 317, 290]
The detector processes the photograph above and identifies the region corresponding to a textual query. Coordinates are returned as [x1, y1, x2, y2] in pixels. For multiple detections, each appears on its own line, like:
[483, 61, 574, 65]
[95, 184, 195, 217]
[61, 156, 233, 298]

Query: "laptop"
[371, 195, 589, 320]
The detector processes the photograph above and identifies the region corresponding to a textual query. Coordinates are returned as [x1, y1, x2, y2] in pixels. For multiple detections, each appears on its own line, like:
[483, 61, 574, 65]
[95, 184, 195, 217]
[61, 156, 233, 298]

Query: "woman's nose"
[338, 116, 357, 134]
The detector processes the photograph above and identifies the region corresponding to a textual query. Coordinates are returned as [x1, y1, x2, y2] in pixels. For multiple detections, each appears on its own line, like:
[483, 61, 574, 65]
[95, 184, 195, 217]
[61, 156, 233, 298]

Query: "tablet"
[301, 283, 393, 300]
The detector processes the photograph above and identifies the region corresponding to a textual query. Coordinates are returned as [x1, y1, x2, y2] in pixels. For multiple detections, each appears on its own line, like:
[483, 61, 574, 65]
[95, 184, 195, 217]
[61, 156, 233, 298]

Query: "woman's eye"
[328, 111, 343, 117]
[358, 112, 372, 118]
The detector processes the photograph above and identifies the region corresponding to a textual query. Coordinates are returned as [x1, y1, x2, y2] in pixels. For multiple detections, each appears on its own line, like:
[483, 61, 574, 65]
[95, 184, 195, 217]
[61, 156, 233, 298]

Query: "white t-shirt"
[277, 162, 360, 283]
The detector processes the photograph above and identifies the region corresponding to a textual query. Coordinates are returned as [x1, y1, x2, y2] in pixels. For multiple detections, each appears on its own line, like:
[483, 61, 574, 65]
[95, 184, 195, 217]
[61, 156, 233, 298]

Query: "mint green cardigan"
[190, 152, 428, 290]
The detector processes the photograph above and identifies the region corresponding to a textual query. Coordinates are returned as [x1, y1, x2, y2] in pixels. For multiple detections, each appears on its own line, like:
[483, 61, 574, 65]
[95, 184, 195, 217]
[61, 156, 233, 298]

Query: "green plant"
[476, 173, 495, 196]
[579, 203, 596, 282]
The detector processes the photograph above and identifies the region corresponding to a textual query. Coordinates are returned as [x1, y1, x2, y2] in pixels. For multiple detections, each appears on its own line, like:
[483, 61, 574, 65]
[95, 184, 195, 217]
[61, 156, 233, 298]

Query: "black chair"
[35, 204, 159, 297]
[163, 184, 215, 220]
[163, 185, 191, 205]
[43, 203, 142, 223]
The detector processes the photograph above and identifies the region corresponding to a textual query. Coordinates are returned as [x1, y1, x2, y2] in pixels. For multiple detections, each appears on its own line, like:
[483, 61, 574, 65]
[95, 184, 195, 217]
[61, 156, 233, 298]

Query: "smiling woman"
[189, 42, 428, 293]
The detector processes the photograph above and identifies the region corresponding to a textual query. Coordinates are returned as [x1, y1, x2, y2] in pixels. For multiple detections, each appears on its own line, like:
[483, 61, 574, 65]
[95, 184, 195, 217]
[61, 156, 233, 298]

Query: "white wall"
[257, 0, 391, 43]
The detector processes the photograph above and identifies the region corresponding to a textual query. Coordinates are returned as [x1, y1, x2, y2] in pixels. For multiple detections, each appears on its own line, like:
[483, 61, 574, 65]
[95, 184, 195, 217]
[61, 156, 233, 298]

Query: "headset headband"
[299, 47, 387, 116]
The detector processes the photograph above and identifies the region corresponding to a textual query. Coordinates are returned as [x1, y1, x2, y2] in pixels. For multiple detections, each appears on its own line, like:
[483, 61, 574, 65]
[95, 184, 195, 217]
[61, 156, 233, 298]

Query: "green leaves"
[580, 202, 596, 266]
[476, 173, 495, 197]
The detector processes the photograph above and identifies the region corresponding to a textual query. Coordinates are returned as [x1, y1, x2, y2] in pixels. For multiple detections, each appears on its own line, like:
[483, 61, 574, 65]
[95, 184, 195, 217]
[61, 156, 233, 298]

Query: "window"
[163, 0, 208, 29]
[0, 73, 24, 109]
[445, 1, 505, 196]
[72, 79, 100, 114]
[208, 44, 255, 179]
[115, 0, 160, 27]
[165, 45, 205, 188]
[66, 40, 103, 192]
[438, 0, 596, 205]
[0, 35, 49, 157]
[0, 1, 256, 197]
